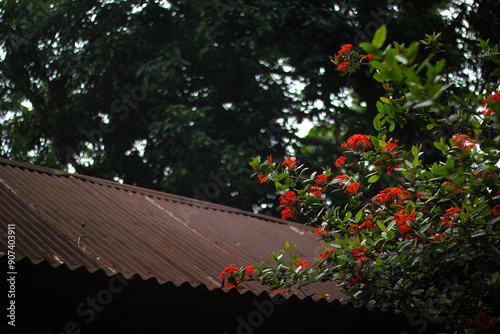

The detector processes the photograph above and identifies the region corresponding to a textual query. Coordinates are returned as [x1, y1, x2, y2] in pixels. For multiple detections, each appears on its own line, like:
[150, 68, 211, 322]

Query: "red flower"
[281, 208, 295, 220]
[493, 204, 500, 216]
[353, 245, 368, 262]
[382, 139, 399, 154]
[280, 191, 297, 206]
[294, 258, 313, 269]
[282, 157, 299, 170]
[319, 248, 334, 260]
[309, 186, 324, 198]
[395, 209, 416, 236]
[225, 276, 244, 290]
[451, 134, 475, 151]
[348, 219, 374, 233]
[432, 233, 446, 242]
[386, 163, 400, 174]
[347, 269, 366, 285]
[245, 266, 254, 277]
[335, 156, 346, 167]
[441, 207, 464, 227]
[338, 44, 353, 55]
[257, 174, 267, 183]
[332, 174, 349, 184]
[341, 134, 372, 150]
[472, 313, 492, 329]
[373, 187, 410, 206]
[364, 54, 374, 61]
[337, 61, 350, 73]
[442, 181, 466, 193]
[315, 173, 328, 185]
[314, 227, 328, 236]
[345, 182, 360, 195]
[273, 289, 288, 294]
[219, 264, 239, 279]
[482, 108, 493, 116]
[482, 90, 500, 104]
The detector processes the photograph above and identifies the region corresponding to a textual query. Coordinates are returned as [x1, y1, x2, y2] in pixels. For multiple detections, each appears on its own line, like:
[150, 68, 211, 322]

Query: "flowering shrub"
[221, 27, 500, 333]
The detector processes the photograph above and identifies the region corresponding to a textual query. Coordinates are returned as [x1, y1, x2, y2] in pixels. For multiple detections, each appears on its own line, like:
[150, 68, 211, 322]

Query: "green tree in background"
[0, 0, 497, 214]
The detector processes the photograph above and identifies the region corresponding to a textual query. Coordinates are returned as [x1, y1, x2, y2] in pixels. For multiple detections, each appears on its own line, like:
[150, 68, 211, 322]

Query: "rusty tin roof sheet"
[0, 158, 343, 299]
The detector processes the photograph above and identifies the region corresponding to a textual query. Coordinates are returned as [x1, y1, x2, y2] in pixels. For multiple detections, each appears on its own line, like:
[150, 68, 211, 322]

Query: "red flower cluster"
[345, 182, 360, 195]
[280, 191, 297, 206]
[294, 258, 313, 269]
[472, 313, 492, 329]
[336, 61, 349, 73]
[315, 173, 328, 185]
[308, 174, 328, 198]
[332, 174, 349, 184]
[309, 186, 324, 198]
[331, 44, 353, 73]
[347, 269, 366, 286]
[341, 134, 372, 150]
[442, 181, 466, 193]
[441, 207, 464, 227]
[482, 108, 493, 116]
[219, 264, 238, 279]
[319, 248, 334, 260]
[382, 139, 399, 154]
[353, 245, 369, 262]
[335, 156, 346, 167]
[219, 264, 244, 290]
[282, 157, 298, 170]
[432, 233, 446, 242]
[338, 44, 353, 55]
[314, 226, 328, 236]
[363, 54, 374, 62]
[280, 191, 298, 220]
[395, 209, 416, 236]
[245, 266, 254, 277]
[482, 90, 500, 104]
[375, 158, 400, 174]
[281, 208, 295, 220]
[348, 219, 374, 233]
[257, 174, 268, 183]
[373, 187, 410, 206]
[451, 134, 476, 151]
[493, 204, 500, 216]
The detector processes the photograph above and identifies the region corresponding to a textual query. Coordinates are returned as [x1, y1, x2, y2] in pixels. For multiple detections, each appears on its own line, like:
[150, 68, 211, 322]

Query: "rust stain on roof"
[0, 158, 343, 299]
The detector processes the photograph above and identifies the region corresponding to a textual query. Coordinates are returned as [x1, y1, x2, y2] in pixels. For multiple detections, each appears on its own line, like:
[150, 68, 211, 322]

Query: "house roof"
[0, 158, 447, 333]
[0, 157, 342, 299]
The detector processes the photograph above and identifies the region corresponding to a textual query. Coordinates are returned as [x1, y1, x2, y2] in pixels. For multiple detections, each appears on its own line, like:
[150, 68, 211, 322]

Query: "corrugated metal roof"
[0, 158, 343, 299]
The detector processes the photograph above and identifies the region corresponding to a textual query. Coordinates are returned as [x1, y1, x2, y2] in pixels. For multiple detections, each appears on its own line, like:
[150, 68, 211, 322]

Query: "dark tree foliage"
[0, 0, 494, 216]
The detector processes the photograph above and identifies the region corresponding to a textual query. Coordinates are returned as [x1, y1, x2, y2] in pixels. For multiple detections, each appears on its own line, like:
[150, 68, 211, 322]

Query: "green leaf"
[360, 42, 383, 59]
[348, 240, 362, 248]
[433, 142, 448, 153]
[368, 174, 380, 183]
[285, 240, 290, 251]
[275, 181, 285, 191]
[372, 25, 387, 48]
[373, 114, 382, 131]
[355, 209, 363, 223]
[471, 230, 486, 238]
[377, 220, 388, 232]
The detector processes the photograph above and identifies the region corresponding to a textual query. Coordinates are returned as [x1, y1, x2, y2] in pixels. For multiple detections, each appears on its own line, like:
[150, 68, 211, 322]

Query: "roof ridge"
[0, 157, 292, 226]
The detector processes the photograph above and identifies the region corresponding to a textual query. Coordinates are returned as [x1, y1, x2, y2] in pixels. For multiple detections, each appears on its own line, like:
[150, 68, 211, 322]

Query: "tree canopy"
[0, 0, 498, 215]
